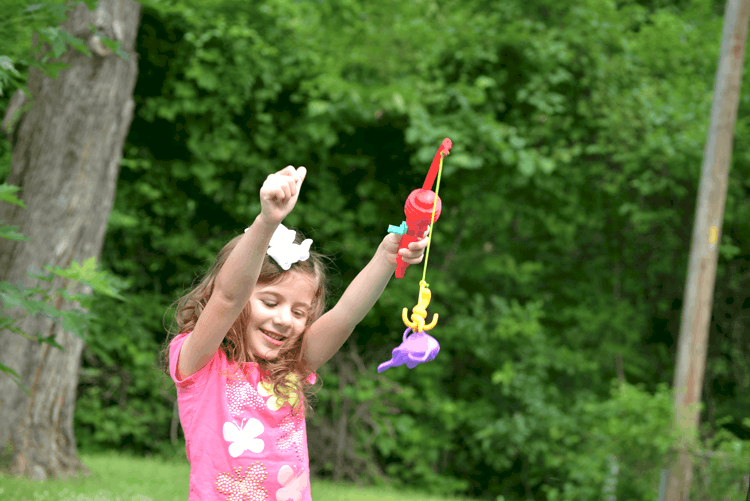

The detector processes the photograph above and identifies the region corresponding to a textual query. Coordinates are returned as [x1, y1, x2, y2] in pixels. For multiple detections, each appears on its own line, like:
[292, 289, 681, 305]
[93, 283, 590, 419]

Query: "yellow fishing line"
[421, 152, 444, 284]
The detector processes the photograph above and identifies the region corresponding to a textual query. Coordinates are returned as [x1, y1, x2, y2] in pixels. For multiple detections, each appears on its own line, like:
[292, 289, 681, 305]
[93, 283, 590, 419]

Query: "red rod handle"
[394, 138, 450, 278]
[395, 189, 442, 278]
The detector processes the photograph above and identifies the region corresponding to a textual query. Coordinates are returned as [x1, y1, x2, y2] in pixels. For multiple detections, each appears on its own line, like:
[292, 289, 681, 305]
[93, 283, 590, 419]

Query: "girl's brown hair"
[162, 228, 328, 415]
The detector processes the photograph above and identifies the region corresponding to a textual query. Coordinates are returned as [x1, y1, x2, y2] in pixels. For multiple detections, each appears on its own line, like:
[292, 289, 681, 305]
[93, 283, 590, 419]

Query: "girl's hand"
[259, 166, 306, 225]
[380, 231, 430, 267]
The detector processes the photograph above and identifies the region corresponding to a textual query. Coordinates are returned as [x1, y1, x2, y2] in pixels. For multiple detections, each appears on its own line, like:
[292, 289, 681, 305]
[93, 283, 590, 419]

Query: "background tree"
[0, 0, 140, 480]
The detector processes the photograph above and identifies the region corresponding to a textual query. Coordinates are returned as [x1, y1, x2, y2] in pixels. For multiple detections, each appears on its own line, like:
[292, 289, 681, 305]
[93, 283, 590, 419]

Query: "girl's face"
[247, 270, 317, 360]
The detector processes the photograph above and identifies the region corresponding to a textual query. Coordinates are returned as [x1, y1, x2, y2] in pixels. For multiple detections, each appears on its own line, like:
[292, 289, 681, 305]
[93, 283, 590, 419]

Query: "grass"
[0, 451, 472, 501]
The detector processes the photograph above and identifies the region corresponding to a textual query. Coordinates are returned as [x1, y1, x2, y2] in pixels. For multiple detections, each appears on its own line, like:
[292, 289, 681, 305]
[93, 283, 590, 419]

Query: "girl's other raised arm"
[302, 233, 428, 371]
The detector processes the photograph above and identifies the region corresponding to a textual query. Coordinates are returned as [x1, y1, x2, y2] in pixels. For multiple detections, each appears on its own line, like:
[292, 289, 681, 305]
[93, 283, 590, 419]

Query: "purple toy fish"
[377, 328, 441, 373]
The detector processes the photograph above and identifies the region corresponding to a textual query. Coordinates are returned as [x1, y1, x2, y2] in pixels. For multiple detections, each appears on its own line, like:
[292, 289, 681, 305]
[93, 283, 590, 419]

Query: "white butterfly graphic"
[223, 418, 265, 458]
[276, 465, 308, 501]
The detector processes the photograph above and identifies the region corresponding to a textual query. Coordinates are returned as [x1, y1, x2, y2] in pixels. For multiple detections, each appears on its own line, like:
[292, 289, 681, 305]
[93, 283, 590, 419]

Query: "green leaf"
[0, 224, 30, 241]
[51, 34, 65, 58]
[517, 150, 536, 176]
[107, 209, 140, 229]
[539, 157, 556, 174]
[26, 269, 53, 282]
[36, 332, 64, 351]
[308, 100, 331, 116]
[0, 316, 16, 330]
[0, 362, 29, 395]
[1, 289, 23, 308]
[63, 30, 91, 56]
[39, 61, 70, 79]
[45, 257, 125, 300]
[0, 56, 22, 96]
[97, 35, 128, 60]
[0, 184, 26, 208]
[0, 56, 21, 78]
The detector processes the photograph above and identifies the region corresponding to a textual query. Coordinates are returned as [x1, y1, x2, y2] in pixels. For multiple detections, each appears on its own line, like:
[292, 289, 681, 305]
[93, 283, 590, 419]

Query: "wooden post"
[664, 1, 750, 500]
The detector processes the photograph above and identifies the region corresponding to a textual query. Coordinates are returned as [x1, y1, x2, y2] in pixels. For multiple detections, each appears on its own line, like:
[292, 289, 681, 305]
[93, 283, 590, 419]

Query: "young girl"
[164, 165, 429, 501]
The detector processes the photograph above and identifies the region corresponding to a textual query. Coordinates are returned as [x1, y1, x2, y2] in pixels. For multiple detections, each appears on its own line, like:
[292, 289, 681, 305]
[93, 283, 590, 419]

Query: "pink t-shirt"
[169, 332, 315, 501]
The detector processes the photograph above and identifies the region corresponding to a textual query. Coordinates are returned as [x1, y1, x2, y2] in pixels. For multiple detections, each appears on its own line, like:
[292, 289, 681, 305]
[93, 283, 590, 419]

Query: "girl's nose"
[273, 308, 293, 328]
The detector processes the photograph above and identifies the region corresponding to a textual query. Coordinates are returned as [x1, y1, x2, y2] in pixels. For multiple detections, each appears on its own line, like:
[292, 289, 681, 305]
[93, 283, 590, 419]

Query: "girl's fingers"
[401, 255, 424, 265]
[265, 180, 290, 203]
[279, 165, 306, 187]
[407, 238, 430, 251]
[279, 165, 296, 177]
[266, 186, 285, 203]
[287, 176, 298, 197]
[268, 176, 291, 200]
[280, 181, 292, 200]
[399, 246, 426, 260]
[269, 166, 305, 198]
[295, 166, 307, 186]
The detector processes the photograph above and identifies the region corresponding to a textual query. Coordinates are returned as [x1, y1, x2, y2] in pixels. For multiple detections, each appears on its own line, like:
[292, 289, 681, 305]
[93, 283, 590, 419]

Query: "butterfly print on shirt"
[223, 418, 264, 458]
[276, 465, 308, 501]
[215, 462, 268, 501]
[276, 412, 307, 464]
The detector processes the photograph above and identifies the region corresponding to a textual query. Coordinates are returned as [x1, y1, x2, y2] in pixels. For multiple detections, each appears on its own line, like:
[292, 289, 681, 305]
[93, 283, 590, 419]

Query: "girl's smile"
[247, 271, 316, 360]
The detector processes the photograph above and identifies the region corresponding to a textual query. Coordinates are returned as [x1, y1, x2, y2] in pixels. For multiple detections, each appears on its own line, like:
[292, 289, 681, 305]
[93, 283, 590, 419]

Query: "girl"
[164, 165, 429, 501]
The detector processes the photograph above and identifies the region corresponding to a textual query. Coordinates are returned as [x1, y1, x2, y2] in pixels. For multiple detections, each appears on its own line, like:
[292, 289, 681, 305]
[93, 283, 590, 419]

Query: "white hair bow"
[245, 223, 313, 271]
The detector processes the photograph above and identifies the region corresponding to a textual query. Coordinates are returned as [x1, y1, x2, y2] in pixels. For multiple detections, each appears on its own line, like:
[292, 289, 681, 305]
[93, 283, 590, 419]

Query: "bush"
[75, 290, 177, 455]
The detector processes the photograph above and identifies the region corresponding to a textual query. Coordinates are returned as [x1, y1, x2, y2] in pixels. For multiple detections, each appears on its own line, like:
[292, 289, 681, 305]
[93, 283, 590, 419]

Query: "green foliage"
[45, 257, 125, 301]
[0, 254, 124, 339]
[0, 256, 124, 394]
[0, 56, 21, 97]
[0, 182, 127, 394]
[0, 0, 127, 98]
[0, 184, 27, 240]
[0, 2, 80, 92]
[539, 384, 750, 500]
[691, 422, 750, 500]
[0, 1, 130, 195]
[0, 183, 24, 206]
[75, 291, 176, 455]
[543, 383, 676, 500]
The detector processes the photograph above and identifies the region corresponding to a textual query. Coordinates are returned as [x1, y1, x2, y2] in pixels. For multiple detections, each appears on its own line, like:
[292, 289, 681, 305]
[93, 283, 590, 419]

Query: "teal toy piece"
[388, 221, 409, 235]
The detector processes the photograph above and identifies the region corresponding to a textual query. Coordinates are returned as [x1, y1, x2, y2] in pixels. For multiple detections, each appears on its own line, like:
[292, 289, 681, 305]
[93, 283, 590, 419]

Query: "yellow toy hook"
[402, 280, 438, 333]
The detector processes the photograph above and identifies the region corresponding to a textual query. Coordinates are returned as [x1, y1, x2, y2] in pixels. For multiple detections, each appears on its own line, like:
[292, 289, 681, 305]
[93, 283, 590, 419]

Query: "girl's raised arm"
[302, 233, 427, 371]
[177, 166, 306, 378]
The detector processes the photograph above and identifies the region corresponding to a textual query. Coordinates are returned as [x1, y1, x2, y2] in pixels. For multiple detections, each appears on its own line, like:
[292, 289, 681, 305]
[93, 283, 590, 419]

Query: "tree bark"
[0, 0, 140, 480]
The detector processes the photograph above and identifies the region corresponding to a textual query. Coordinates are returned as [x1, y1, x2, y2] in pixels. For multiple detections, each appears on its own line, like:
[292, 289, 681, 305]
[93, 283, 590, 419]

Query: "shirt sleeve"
[168, 332, 189, 385]
[169, 332, 214, 389]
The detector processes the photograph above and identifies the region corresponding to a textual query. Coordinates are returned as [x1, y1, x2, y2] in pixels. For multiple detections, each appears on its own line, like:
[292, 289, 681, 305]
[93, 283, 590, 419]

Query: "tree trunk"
[665, 0, 749, 499]
[0, 0, 140, 481]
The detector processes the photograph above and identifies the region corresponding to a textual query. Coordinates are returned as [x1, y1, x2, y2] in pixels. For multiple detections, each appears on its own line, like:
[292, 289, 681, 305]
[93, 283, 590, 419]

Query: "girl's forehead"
[256, 271, 317, 299]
